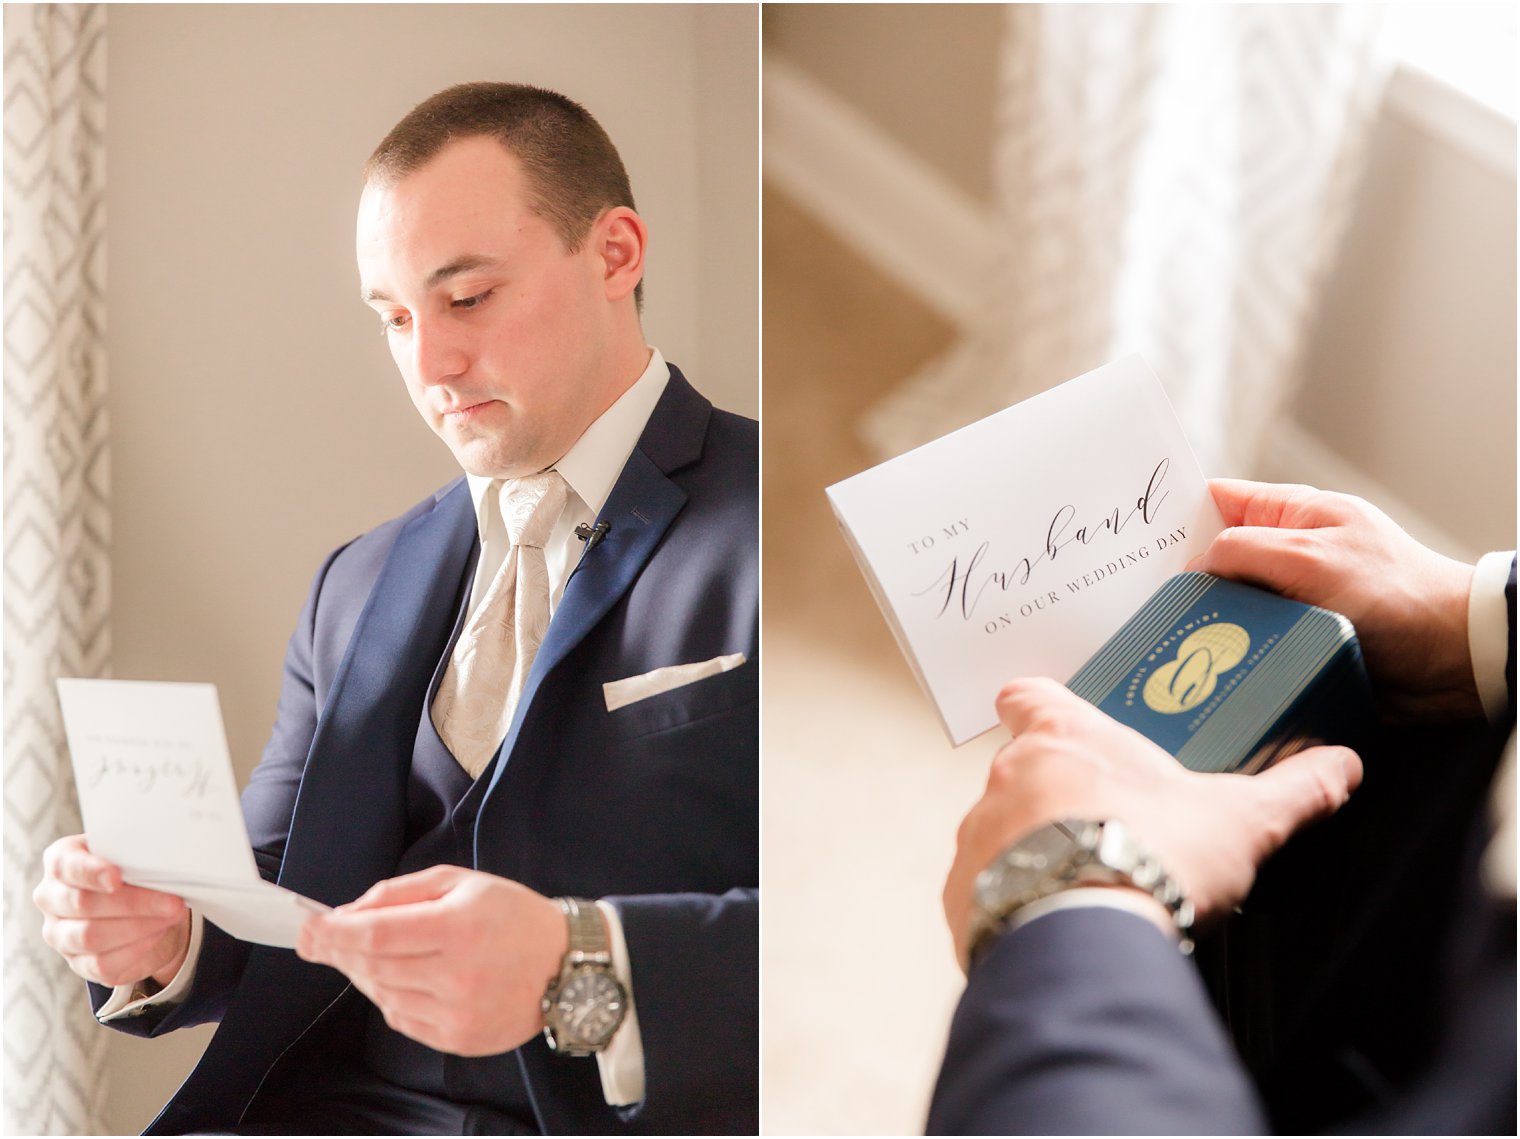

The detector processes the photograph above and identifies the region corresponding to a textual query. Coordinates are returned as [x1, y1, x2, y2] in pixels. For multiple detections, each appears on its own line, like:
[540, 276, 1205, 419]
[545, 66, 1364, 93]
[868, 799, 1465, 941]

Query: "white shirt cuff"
[594, 900, 644, 1106]
[1468, 551, 1514, 723]
[97, 909, 204, 1022]
[1006, 887, 1181, 945]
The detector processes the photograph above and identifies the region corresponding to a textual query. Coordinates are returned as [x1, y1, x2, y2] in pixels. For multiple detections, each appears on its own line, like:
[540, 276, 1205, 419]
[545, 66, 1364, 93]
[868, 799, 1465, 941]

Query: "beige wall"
[102, 5, 756, 1130]
[765, 3, 1000, 206]
[1296, 102, 1517, 549]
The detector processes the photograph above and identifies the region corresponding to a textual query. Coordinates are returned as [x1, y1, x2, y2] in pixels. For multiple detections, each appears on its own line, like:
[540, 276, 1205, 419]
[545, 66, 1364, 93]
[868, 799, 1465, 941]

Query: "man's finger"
[1191, 525, 1283, 585]
[37, 879, 185, 920]
[1207, 478, 1318, 529]
[64, 924, 184, 987]
[994, 676, 1080, 736]
[1243, 744, 1362, 858]
[46, 911, 185, 957]
[335, 972, 450, 1042]
[106, 885, 186, 918]
[46, 838, 123, 893]
[344, 865, 462, 912]
[1191, 524, 1321, 596]
[301, 902, 446, 959]
[312, 946, 444, 996]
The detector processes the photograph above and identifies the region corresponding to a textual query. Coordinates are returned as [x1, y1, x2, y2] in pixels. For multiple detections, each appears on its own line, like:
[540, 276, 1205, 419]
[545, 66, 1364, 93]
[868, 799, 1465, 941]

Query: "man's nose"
[409, 317, 469, 387]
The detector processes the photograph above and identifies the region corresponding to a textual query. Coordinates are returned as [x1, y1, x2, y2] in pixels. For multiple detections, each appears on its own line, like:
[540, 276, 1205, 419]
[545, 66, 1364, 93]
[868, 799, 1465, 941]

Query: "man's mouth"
[442, 399, 496, 421]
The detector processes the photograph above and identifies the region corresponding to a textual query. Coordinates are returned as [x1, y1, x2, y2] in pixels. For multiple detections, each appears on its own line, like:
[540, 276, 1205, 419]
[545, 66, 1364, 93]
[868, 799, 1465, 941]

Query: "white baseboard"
[763, 57, 992, 327]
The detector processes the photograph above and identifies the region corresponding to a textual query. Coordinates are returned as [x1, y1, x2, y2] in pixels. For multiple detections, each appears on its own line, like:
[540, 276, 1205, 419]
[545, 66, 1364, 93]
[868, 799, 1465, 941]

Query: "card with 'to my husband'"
[827, 356, 1224, 745]
[56, 678, 329, 948]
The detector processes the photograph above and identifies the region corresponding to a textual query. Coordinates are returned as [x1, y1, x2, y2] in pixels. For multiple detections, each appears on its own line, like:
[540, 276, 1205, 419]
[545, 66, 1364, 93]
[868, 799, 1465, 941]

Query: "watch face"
[551, 969, 626, 1047]
[975, 825, 1079, 910]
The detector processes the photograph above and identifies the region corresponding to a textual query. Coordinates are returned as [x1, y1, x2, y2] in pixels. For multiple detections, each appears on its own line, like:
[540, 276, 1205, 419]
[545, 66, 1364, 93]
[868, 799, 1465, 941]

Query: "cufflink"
[128, 976, 164, 1004]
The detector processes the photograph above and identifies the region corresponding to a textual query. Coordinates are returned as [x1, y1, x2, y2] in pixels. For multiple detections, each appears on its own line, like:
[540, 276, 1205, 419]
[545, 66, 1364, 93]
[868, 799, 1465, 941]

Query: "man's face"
[357, 136, 618, 477]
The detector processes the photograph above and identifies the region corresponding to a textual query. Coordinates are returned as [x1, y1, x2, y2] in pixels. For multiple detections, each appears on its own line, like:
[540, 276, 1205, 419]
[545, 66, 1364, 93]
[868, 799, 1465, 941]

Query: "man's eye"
[379, 313, 410, 335]
[452, 288, 495, 311]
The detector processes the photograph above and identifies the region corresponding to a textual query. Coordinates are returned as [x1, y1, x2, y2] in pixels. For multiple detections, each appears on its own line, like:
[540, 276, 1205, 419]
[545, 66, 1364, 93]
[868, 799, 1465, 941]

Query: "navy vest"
[247, 566, 539, 1129]
[356, 572, 536, 1121]
[356, 693, 534, 1118]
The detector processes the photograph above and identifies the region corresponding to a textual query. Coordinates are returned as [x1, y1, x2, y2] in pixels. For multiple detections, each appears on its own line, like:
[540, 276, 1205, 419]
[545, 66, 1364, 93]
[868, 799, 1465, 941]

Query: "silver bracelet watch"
[965, 818, 1195, 970]
[540, 897, 628, 1056]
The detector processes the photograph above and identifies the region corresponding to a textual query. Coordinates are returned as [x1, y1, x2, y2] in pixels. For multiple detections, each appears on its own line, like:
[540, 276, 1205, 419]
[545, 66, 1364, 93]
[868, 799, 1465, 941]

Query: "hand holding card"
[827, 356, 1224, 744]
[55, 679, 328, 948]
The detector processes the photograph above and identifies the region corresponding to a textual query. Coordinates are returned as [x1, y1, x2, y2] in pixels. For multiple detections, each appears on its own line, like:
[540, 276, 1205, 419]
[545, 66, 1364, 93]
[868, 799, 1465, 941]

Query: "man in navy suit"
[35, 84, 756, 1134]
[930, 480, 1515, 1135]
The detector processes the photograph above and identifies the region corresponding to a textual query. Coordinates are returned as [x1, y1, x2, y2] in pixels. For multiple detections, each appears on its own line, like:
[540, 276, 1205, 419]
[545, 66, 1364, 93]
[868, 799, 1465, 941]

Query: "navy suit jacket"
[97, 367, 758, 1135]
[928, 557, 1517, 1135]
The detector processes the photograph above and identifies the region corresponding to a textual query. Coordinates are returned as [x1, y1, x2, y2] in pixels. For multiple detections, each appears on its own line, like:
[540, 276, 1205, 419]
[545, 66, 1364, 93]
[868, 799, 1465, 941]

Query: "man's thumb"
[1249, 744, 1363, 855]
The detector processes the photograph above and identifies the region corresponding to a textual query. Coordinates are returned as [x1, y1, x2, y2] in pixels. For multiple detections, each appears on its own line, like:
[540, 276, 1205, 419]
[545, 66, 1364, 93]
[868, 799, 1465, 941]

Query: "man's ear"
[593, 207, 647, 302]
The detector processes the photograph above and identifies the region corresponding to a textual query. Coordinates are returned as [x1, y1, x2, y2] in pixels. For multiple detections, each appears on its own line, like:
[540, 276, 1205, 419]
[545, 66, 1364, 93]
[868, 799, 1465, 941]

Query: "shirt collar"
[465, 348, 670, 537]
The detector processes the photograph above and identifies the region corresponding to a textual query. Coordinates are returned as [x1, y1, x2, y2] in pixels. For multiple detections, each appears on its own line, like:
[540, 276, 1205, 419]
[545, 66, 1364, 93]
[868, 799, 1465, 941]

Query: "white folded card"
[826, 356, 1224, 745]
[56, 678, 328, 948]
[603, 653, 747, 712]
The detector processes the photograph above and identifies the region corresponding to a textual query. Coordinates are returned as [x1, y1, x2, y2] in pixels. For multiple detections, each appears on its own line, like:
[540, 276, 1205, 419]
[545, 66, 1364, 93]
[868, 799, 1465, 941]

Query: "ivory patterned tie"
[432, 470, 569, 777]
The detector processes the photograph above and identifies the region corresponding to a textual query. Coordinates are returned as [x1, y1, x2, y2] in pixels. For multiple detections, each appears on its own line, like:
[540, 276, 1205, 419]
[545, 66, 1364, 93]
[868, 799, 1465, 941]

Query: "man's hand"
[1193, 478, 1480, 722]
[296, 865, 568, 1057]
[945, 679, 1363, 966]
[33, 834, 191, 989]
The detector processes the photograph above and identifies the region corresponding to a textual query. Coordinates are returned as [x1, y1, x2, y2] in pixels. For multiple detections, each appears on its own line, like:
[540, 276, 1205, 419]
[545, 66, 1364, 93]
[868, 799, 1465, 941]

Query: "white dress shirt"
[459, 347, 669, 1106]
[463, 346, 669, 622]
[102, 349, 671, 1110]
[1468, 550, 1514, 725]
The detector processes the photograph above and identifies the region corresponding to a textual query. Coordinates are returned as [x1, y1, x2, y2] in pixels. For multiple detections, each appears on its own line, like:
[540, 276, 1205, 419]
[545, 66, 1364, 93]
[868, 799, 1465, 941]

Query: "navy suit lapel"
[524, 448, 686, 699]
[279, 480, 477, 905]
[484, 368, 711, 799]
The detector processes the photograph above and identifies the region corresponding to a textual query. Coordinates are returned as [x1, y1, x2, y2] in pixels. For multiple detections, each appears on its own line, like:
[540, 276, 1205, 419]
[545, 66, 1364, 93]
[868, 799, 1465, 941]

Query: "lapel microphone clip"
[574, 520, 612, 552]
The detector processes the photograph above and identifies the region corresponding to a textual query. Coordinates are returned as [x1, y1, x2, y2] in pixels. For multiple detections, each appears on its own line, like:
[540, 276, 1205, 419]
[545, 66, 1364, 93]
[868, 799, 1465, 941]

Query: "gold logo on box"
[1143, 623, 1250, 714]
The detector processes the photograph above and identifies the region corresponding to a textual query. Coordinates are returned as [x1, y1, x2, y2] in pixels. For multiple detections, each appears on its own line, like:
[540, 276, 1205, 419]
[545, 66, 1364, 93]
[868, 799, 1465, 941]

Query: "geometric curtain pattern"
[3, 4, 110, 1133]
[863, 4, 1385, 476]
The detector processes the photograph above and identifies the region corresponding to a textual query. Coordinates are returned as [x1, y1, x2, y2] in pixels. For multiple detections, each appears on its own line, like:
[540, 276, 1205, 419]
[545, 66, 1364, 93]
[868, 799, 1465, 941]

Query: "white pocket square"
[603, 653, 747, 712]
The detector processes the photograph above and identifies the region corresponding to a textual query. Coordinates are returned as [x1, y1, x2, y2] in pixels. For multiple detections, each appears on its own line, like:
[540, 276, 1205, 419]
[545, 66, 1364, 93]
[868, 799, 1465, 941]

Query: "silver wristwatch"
[540, 897, 627, 1056]
[965, 818, 1195, 969]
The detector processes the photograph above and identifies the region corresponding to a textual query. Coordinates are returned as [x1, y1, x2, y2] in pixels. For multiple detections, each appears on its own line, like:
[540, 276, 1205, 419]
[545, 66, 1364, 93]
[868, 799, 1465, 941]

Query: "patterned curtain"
[3, 4, 111, 1134]
[862, 4, 1385, 475]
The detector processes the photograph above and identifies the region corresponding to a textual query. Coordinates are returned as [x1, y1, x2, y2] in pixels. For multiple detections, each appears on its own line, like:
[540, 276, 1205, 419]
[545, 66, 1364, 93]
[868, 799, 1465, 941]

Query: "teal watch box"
[1067, 571, 1373, 774]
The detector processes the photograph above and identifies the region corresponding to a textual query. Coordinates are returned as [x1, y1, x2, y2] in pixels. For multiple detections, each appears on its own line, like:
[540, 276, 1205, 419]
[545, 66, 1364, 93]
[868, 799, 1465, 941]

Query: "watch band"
[559, 896, 612, 964]
[1066, 819, 1195, 953]
[967, 818, 1194, 968]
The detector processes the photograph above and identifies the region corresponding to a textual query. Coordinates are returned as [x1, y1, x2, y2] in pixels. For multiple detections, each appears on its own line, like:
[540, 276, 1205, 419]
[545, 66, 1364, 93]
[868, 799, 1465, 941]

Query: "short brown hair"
[367, 83, 642, 303]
